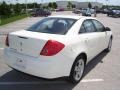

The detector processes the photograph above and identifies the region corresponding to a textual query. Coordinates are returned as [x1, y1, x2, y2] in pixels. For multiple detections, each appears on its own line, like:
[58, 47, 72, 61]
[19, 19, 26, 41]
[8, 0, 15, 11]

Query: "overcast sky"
[1, 0, 120, 6]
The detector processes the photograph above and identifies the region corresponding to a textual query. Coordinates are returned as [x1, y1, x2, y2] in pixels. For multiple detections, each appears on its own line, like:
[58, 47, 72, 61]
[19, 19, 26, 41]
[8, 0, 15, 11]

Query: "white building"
[42, 1, 103, 9]
[76, 2, 103, 9]
[56, 1, 77, 9]
[56, 1, 103, 9]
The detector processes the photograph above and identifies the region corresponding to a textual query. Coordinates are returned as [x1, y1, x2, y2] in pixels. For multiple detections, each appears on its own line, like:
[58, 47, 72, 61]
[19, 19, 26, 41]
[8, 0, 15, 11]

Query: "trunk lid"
[9, 30, 65, 57]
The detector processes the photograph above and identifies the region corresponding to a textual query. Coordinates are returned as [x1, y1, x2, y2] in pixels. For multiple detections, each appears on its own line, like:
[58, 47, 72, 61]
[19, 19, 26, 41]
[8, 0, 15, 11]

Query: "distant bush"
[13, 3, 22, 14]
[0, 1, 12, 18]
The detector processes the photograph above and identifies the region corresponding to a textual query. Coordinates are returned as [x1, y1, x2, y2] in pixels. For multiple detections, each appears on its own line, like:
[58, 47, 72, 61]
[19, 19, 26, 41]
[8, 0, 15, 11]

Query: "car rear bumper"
[4, 48, 72, 79]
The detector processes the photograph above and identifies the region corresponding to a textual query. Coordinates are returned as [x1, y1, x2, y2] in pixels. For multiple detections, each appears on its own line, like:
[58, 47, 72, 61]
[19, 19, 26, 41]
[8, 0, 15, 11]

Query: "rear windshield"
[27, 18, 76, 35]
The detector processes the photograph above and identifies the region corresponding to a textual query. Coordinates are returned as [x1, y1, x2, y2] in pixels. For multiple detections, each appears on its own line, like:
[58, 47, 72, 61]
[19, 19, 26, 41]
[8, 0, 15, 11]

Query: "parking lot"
[0, 11, 120, 90]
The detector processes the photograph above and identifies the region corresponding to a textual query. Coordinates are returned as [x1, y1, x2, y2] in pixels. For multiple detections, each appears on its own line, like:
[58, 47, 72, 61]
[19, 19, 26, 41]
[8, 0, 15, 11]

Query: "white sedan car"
[4, 15, 113, 83]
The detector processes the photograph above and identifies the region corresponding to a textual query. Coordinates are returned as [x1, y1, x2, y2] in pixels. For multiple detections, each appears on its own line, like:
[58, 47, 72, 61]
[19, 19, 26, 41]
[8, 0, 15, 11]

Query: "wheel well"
[69, 52, 87, 76]
[111, 35, 113, 40]
[76, 53, 87, 65]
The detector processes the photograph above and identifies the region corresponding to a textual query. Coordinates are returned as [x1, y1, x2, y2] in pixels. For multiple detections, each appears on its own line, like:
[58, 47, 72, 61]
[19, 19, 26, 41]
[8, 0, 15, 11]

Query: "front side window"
[83, 20, 96, 33]
[92, 20, 105, 32]
[27, 18, 76, 35]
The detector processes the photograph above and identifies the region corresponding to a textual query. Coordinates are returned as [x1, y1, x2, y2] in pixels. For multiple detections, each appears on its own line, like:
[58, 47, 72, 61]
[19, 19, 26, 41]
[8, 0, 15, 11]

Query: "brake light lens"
[40, 40, 65, 56]
[5, 34, 9, 46]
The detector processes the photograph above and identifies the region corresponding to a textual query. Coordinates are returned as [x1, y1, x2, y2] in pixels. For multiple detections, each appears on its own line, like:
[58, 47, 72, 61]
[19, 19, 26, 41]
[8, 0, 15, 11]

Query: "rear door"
[79, 19, 100, 61]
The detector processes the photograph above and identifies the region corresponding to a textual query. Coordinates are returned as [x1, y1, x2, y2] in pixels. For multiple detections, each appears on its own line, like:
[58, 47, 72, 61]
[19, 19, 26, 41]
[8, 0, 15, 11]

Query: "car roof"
[48, 15, 96, 20]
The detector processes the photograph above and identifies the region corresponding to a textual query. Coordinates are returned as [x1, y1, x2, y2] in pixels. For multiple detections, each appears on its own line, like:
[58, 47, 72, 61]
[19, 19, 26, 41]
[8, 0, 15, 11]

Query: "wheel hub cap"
[74, 59, 84, 81]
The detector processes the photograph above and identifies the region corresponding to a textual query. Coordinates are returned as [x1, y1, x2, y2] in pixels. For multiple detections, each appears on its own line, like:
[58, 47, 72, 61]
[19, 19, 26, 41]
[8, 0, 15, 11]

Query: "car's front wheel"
[69, 56, 85, 84]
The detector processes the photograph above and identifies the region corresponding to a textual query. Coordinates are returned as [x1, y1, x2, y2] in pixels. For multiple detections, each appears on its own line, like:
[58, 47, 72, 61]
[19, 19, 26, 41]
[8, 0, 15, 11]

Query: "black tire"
[105, 38, 112, 52]
[69, 56, 85, 84]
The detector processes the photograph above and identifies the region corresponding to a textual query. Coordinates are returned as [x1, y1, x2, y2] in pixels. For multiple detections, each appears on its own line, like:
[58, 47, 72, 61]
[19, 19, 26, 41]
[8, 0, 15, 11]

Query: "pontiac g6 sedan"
[4, 15, 113, 83]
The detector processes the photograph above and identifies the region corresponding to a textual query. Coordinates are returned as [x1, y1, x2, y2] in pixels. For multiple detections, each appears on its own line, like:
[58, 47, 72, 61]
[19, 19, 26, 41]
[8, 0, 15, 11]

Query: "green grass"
[0, 14, 28, 26]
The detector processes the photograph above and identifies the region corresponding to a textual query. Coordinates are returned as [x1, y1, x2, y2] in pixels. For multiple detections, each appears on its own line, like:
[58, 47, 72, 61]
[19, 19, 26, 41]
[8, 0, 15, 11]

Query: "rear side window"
[83, 20, 96, 33]
[92, 20, 105, 32]
[79, 24, 86, 33]
[27, 18, 76, 35]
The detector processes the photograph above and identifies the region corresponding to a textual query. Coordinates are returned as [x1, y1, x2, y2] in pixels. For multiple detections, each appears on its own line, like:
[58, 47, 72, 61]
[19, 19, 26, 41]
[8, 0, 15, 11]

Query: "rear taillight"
[5, 34, 9, 46]
[40, 40, 65, 56]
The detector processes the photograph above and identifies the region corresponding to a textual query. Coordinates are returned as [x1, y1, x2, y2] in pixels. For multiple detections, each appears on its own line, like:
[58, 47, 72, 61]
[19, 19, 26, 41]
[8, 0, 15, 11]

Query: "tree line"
[0, 1, 58, 19]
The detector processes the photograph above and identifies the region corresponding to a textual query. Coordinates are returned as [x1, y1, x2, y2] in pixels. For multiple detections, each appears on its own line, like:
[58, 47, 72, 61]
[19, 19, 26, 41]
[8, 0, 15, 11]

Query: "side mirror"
[104, 27, 111, 31]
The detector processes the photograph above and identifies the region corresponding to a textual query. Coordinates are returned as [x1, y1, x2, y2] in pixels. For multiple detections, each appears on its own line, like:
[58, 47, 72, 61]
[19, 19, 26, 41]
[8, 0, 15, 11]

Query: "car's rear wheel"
[105, 38, 112, 52]
[69, 56, 85, 84]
